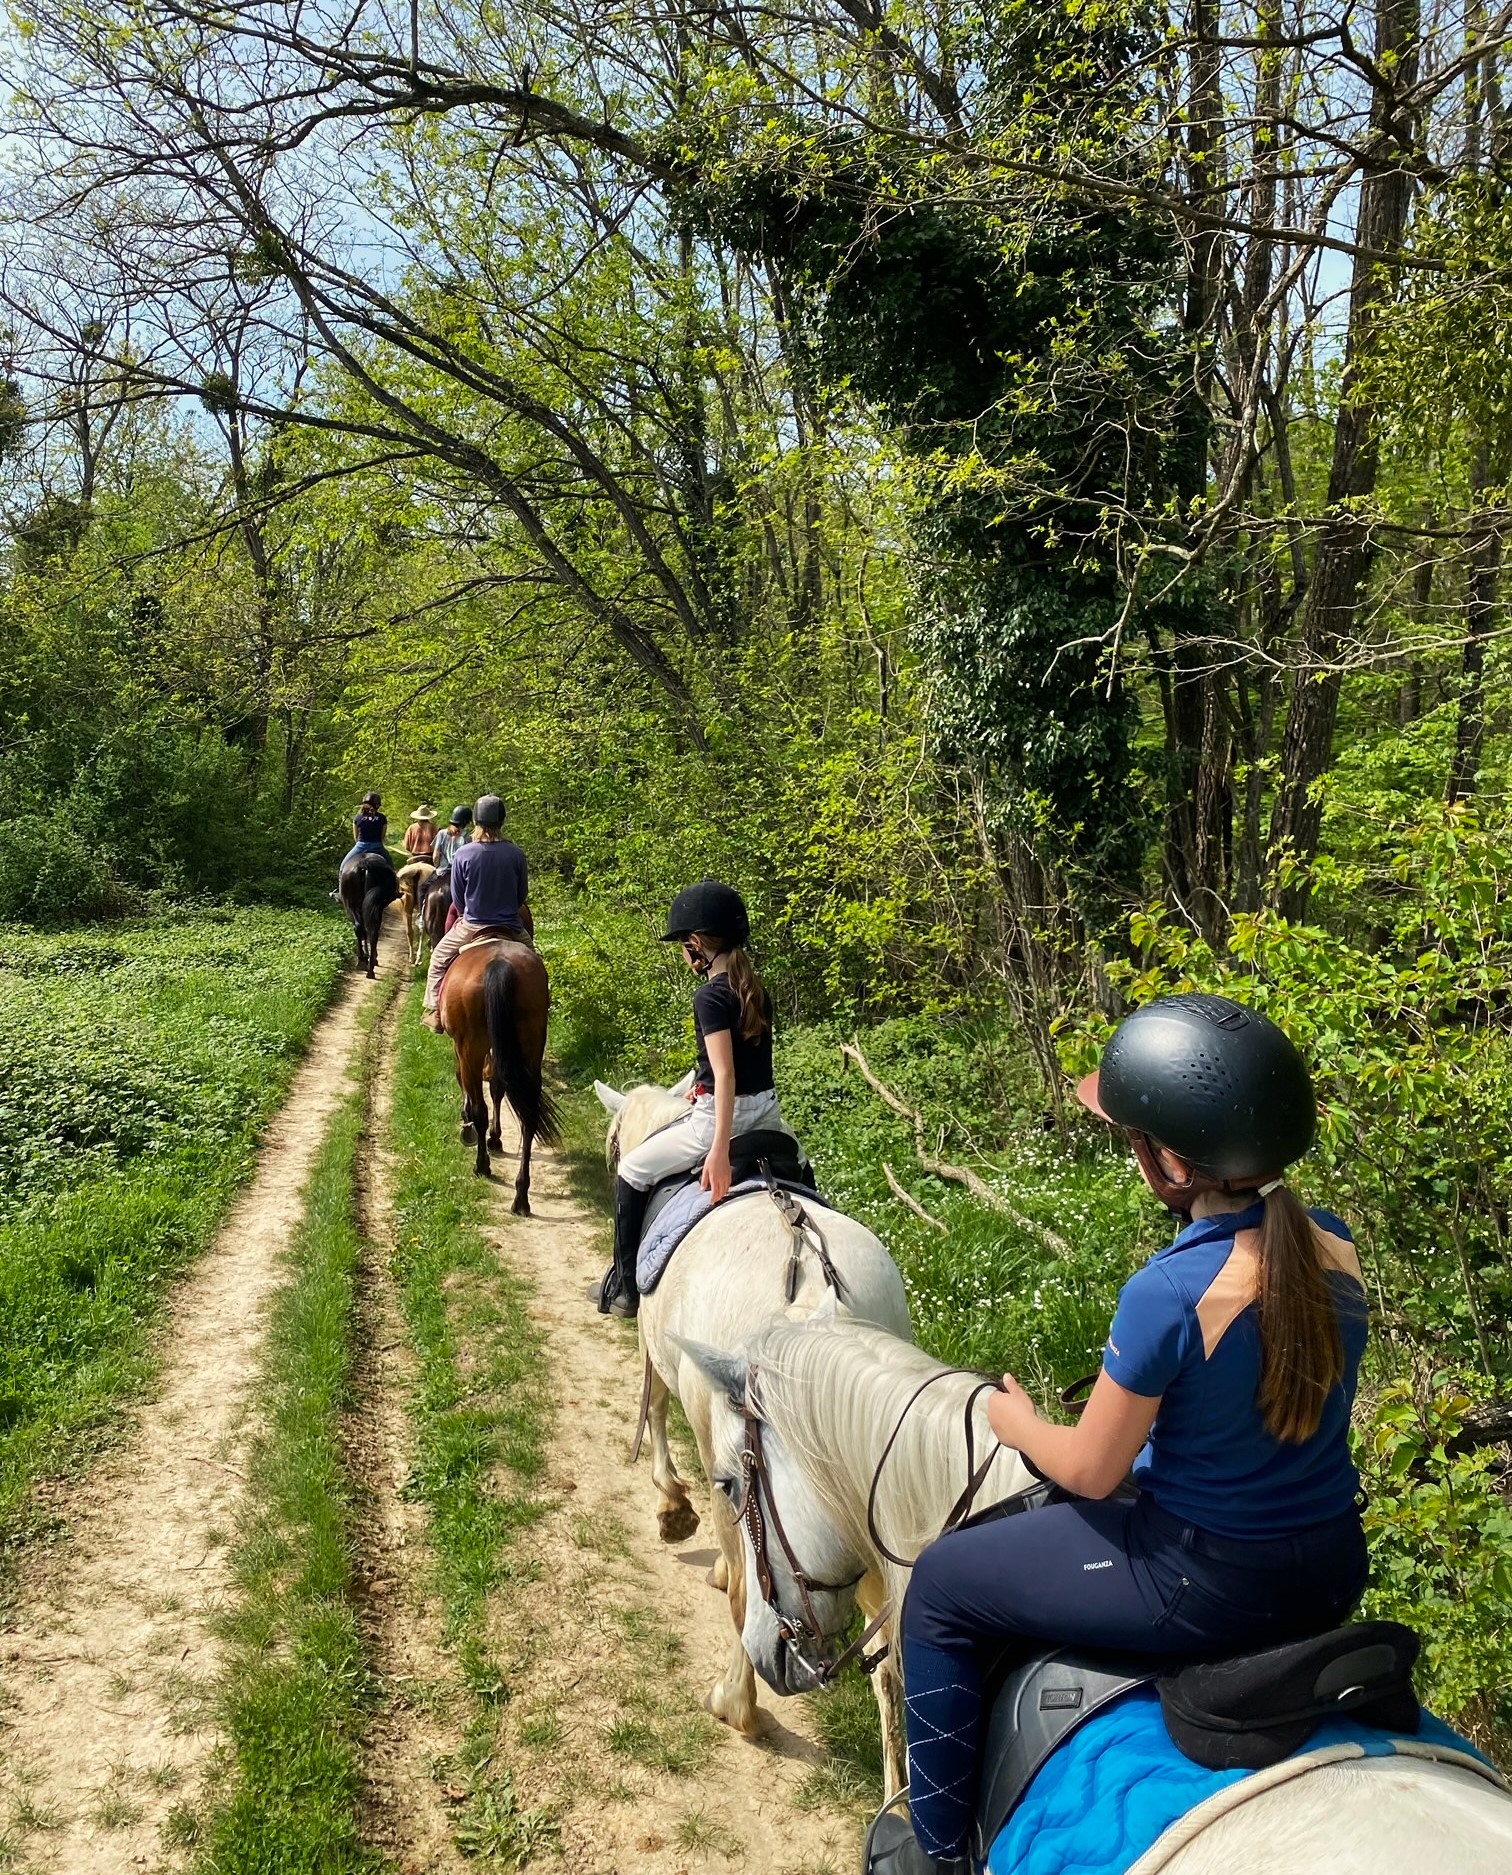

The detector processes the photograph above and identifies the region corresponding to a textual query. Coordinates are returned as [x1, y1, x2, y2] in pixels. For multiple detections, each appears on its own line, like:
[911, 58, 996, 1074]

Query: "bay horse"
[338, 851, 399, 978]
[594, 1078, 912, 1748]
[396, 859, 435, 965]
[438, 937, 561, 1211]
[679, 1316, 1512, 1867]
[421, 869, 451, 950]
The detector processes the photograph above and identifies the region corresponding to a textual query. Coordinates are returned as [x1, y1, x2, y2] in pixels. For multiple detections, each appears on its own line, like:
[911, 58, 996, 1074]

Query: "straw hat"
[409, 804, 437, 822]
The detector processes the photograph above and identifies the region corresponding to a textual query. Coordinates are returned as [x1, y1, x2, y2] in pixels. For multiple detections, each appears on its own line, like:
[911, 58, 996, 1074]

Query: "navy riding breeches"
[900, 1491, 1367, 1860]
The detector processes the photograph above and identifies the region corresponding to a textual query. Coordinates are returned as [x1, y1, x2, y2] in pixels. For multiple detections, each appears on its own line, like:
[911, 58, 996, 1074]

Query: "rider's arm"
[699, 1027, 736, 1204]
[451, 851, 466, 911]
[987, 1370, 1160, 1499]
[519, 850, 529, 905]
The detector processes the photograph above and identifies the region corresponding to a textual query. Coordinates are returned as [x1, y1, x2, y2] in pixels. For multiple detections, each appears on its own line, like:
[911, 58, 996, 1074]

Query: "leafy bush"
[0, 815, 128, 923]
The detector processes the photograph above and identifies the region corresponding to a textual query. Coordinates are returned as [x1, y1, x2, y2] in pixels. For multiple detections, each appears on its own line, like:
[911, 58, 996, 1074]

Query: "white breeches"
[618, 1090, 791, 1192]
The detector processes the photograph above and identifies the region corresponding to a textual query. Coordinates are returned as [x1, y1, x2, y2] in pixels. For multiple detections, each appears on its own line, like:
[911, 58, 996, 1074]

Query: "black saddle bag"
[1158, 1620, 1421, 1770]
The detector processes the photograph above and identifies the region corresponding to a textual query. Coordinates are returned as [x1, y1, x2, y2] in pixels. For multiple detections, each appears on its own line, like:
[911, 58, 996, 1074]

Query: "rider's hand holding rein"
[988, 1368, 1161, 1502]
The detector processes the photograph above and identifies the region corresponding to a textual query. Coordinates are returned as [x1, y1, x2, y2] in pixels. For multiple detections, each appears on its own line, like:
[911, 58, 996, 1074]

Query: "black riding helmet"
[1077, 993, 1315, 1182]
[474, 795, 505, 829]
[362, 790, 382, 809]
[449, 804, 472, 828]
[660, 879, 751, 951]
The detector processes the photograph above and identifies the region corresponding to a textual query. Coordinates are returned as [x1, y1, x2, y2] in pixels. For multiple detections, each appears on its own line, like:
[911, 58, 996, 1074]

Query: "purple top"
[451, 838, 528, 927]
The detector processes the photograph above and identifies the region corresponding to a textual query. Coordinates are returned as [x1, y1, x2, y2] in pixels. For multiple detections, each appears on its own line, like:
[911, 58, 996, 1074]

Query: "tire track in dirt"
[0, 929, 401, 1874]
[479, 1110, 853, 1875]
[348, 977, 472, 1875]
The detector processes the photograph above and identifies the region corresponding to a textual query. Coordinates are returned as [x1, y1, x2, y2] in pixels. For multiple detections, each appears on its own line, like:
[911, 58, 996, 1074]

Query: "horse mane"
[609, 1083, 688, 1167]
[747, 1318, 1033, 1595]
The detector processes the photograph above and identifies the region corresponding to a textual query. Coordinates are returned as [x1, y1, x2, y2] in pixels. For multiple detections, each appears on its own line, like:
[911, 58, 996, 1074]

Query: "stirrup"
[862, 1793, 974, 1874]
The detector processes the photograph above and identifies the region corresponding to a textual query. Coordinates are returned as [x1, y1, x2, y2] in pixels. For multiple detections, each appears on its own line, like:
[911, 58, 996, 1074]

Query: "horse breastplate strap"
[976, 1650, 1156, 1855]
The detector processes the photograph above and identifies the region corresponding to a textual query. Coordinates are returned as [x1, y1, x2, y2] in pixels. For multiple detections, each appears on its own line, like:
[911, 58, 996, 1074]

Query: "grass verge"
[386, 988, 556, 1860]
[188, 1087, 383, 1871]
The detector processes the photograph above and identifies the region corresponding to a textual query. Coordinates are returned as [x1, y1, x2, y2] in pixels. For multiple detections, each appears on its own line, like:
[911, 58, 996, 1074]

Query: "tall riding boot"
[598, 1177, 648, 1318]
[863, 1810, 974, 1875]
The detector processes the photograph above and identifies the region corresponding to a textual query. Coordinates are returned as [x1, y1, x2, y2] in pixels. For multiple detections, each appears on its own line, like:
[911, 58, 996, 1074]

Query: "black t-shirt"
[693, 976, 774, 1096]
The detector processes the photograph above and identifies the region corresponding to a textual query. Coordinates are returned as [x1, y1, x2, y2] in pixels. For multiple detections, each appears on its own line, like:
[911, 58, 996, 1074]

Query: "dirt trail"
[0, 932, 400, 1873]
[484, 1120, 852, 1875]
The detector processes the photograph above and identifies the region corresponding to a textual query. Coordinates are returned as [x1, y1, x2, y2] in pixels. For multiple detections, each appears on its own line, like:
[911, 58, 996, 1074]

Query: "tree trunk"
[1266, 0, 1418, 915]
[1446, 446, 1502, 804]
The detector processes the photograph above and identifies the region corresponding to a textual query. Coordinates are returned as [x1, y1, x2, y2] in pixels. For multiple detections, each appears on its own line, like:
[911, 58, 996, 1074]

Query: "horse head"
[676, 1324, 869, 1699]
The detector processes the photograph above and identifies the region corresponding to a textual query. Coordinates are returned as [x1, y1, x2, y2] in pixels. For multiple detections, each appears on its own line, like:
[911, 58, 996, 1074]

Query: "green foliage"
[0, 815, 125, 923]
[1361, 1384, 1512, 1742]
[0, 908, 347, 1553]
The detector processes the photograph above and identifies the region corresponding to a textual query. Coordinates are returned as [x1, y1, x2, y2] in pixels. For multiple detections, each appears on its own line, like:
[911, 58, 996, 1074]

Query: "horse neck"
[758, 1327, 1034, 1595]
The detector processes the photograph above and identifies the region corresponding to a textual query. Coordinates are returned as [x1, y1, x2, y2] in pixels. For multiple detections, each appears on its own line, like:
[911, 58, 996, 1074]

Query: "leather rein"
[738, 1366, 1100, 1686]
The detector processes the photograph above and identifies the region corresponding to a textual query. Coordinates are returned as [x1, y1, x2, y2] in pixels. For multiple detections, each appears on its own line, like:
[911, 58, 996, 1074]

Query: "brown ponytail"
[724, 946, 770, 1043]
[1255, 1183, 1345, 1443]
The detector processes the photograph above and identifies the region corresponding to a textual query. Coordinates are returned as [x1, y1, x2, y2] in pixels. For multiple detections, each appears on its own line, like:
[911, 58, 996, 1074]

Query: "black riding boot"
[862, 1809, 974, 1875]
[597, 1178, 648, 1318]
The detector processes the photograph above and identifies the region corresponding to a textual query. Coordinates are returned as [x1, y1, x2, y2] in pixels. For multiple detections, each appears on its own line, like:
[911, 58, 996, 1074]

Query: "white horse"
[681, 1314, 1512, 1870]
[594, 1078, 913, 1746]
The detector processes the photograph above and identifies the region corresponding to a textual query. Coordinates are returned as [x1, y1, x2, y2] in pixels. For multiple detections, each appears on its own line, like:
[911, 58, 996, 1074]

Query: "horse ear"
[594, 1080, 627, 1114]
[671, 1336, 748, 1407]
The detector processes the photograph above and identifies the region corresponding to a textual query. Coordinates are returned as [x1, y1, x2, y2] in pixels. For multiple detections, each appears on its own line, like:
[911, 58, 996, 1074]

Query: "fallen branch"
[883, 1163, 950, 1234]
[1447, 1399, 1512, 1457]
[841, 1041, 1073, 1260]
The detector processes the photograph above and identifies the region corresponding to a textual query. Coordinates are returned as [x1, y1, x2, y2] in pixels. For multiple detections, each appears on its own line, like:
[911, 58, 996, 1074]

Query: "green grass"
[387, 989, 554, 1854]
[190, 1077, 384, 1873]
[0, 907, 350, 1563]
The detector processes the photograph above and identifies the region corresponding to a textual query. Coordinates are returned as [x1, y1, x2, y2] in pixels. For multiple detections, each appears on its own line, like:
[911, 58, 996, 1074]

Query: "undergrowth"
[0, 906, 349, 1573]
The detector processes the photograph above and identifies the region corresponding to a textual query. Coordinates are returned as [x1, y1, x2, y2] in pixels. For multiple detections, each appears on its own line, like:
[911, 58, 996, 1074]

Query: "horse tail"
[362, 869, 398, 944]
[484, 955, 564, 1148]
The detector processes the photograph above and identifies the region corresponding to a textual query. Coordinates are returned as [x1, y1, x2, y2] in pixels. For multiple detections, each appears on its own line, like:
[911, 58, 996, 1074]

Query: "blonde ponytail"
[725, 947, 769, 1043]
[1255, 1183, 1345, 1443]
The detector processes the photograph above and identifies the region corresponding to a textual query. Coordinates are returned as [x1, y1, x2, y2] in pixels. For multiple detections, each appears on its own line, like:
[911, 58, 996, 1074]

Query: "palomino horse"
[396, 860, 435, 965]
[338, 851, 399, 978]
[680, 1316, 1512, 1868]
[594, 1079, 912, 1748]
[438, 937, 560, 1210]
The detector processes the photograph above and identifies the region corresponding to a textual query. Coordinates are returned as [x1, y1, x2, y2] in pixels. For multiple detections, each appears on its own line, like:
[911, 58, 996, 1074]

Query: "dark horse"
[420, 868, 452, 951]
[338, 851, 400, 978]
[437, 937, 561, 1210]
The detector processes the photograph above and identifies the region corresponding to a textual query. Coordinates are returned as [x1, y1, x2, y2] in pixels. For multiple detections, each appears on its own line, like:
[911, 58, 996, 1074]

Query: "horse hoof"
[657, 1505, 700, 1544]
[703, 1688, 760, 1736]
[511, 1195, 531, 1217]
[705, 1557, 729, 1590]
[460, 1124, 475, 1143]
[487, 1132, 503, 1151]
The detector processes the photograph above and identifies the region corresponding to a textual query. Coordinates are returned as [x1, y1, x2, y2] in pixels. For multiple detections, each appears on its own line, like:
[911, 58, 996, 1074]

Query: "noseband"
[735, 1381, 878, 1682]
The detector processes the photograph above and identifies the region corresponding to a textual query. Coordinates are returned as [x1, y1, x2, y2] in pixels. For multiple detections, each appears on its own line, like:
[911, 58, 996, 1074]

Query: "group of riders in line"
[339, 792, 1377, 1875]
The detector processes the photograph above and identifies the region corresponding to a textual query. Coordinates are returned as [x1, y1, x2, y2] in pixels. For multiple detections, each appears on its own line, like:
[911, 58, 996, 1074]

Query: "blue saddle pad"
[986, 1686, 1489, 1875]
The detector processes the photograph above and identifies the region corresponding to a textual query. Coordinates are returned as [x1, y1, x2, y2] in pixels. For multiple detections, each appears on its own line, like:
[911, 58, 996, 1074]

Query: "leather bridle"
[734, 1382, 867, 1675]
[734, 1362, 1098, 1686]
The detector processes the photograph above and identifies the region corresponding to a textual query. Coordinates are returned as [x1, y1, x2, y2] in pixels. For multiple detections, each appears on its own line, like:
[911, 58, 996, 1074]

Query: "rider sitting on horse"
[430, 803, 471, 872]
[341, 790, 388, 869]
[421, 795, 529, 1032]
[404, 804, 437, 860]
[596, 880, 796, 1320]
[870, 996, 1370, 1875]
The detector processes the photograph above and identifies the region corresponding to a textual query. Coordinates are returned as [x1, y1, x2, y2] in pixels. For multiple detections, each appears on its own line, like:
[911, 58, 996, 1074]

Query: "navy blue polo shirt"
[1102, 1202, 1368, 1538]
